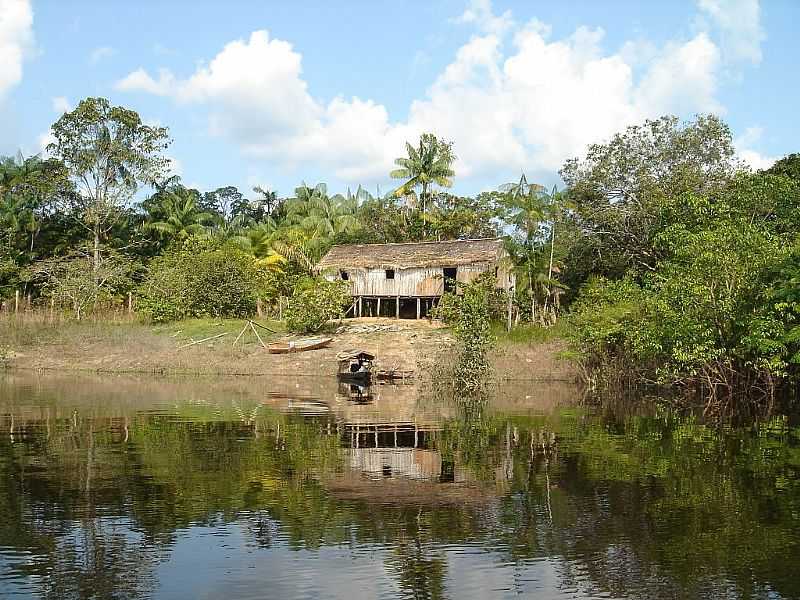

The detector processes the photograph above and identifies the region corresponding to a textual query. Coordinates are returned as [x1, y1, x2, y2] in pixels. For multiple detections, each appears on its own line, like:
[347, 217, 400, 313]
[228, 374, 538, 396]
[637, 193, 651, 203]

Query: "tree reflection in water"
[0, 372, 798, 599]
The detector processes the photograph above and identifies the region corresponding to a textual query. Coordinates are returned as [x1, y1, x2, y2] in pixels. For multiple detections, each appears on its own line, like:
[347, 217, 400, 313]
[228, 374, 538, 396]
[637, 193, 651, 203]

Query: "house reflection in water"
[334, 384, 472, 486]
[341, 423, 445, 482]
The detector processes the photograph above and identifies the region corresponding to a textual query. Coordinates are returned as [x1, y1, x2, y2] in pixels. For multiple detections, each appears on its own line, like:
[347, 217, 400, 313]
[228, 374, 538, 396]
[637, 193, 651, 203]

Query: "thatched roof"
[317, 238, 505, 270]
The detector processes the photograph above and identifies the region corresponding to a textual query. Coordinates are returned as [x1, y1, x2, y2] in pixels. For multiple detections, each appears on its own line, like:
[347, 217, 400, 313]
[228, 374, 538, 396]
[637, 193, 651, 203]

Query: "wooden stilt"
[416, 297, 421, 319]
[377, 297, 381, 317]
[395, 294, 400, 319]
[358, 296, 362, 317]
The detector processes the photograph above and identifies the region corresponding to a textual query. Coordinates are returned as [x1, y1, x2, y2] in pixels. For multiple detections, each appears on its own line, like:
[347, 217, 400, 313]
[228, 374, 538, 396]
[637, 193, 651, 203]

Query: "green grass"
[0, 312, 287, 350]
[491, 320, 570, 346]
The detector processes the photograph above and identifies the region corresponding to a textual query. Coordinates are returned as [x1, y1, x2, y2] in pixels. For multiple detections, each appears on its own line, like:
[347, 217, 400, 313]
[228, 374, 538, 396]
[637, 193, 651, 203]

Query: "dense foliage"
[138, 239, 269, 322]
[563, 118, 800, 409]
[283, 278, 350, 333]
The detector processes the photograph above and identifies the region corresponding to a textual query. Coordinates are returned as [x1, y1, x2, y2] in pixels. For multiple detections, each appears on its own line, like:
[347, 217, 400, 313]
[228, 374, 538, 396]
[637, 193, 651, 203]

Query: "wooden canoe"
[267, 336, 333, 354]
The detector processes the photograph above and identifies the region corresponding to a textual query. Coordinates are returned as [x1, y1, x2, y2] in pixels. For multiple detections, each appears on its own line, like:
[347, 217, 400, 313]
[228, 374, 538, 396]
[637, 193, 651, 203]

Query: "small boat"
[267, 336, 333, 354]
[336, 349, 375, 384]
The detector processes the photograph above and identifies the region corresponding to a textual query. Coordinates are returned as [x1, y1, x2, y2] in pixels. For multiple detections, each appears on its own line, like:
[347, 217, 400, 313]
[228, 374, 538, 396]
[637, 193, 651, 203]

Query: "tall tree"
[560, 114, 740, 277]
[390, 133, 456, 216]
[47, 97, 172, 272]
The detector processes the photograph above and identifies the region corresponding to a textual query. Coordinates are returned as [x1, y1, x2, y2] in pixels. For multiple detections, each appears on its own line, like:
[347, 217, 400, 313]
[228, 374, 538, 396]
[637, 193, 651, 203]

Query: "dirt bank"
[2, 317, 577, 381]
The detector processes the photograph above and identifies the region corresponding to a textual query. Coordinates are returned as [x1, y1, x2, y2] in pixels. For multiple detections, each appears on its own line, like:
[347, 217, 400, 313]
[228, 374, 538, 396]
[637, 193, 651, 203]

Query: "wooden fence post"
[127, 292, 133, 314]
[15, 290, 19, 314]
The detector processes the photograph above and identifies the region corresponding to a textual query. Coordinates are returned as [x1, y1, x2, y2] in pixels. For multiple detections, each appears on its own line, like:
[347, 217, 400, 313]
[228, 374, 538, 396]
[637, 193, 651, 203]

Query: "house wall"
[324, 257, 514, 297]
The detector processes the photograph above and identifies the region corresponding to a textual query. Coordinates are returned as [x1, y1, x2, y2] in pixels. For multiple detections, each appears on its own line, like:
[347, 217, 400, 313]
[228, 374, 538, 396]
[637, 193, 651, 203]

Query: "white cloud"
[0, 0, 33, 99]
[454, 0, 514, 36]
[113, 1, 747, 185]
[89, 45, 115, 65]
[51, 96, 70, 114]
[735, 126, 776, 170]
[116, 68, 175, 95]
[697, 0, 764, 64]
[37, 129, 55, 155]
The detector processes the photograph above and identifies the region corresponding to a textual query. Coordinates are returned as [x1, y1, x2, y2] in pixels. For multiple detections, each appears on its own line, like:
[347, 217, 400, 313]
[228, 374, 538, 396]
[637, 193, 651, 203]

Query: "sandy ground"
[5, 317, 577, 382]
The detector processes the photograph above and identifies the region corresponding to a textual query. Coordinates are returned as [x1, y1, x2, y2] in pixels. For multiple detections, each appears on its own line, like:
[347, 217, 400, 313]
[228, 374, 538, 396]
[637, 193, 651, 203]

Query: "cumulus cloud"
[735, 126, 776, 170]
[116, 68, 175, 95]
[0, 0, 33, 100]
[113, 1, 752, 184]
[697, 0, 764, 64]
[454, 0, 514, 36]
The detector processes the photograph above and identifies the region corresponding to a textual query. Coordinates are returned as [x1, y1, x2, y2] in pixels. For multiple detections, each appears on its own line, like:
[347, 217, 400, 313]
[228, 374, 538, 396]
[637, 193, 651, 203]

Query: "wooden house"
[316, 238, 514, 319]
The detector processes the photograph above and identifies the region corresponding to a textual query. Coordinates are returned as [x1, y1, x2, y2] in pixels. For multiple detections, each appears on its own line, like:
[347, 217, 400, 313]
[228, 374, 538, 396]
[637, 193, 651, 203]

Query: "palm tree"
[287, 183, 361, 239]
[144, 186, 215, 243]
[500, 174, 550, 322]
[233, 220, 285, 273]
[390, 133, 455, 216]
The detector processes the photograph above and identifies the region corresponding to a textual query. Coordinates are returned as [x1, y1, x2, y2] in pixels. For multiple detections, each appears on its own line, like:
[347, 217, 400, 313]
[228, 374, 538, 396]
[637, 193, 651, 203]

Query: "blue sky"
[1, 0, 798, 198]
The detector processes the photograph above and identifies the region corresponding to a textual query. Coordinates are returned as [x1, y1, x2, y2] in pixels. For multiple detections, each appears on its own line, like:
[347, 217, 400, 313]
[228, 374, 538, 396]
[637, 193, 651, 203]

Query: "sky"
[1, 0, 798, 198]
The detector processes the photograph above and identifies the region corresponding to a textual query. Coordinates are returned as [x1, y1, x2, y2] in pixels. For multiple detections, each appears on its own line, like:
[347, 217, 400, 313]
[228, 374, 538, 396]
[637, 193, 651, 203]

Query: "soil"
[4, 317, 577, 382]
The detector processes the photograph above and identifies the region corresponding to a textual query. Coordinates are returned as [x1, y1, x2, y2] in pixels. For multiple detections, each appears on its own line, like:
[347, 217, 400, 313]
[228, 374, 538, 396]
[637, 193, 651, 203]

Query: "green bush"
[284, 278, 350, 333]
[138, 238, 268, 322]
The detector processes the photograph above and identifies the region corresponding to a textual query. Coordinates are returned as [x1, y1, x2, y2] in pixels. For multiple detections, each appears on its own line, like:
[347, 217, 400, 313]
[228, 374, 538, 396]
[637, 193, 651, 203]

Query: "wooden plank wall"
[324, 259, 514, 297]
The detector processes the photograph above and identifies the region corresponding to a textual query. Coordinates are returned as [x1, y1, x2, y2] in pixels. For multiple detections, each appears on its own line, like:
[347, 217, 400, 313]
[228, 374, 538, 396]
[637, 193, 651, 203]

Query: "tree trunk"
[93, 226, 100, 273]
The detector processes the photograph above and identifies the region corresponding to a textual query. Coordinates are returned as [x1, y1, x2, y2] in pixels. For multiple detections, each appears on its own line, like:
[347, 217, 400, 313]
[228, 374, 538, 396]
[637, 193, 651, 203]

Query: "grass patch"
[0, 312, 288, 352]
[491, 320, 570, 346]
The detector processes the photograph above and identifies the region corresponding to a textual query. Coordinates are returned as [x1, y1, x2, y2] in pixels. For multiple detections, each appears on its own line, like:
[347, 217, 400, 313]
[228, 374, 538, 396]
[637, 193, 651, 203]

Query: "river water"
[0, 371, 798, 599]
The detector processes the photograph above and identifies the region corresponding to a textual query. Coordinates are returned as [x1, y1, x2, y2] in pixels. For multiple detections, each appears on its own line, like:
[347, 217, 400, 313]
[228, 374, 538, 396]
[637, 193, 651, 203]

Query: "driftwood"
[249, 320, 276, 333]
[176, 332, 229, 350]
[336, 324, 408, 334]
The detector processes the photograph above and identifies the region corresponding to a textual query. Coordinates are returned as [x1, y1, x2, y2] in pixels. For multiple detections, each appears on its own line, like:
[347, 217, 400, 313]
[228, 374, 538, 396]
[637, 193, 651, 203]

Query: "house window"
[385, 269, 395, 279]
[340, 270, 349, 281]
[443, 267, 457, 293]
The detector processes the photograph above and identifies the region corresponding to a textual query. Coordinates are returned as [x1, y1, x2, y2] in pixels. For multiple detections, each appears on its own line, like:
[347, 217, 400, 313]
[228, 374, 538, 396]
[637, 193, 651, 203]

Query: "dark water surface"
[1, 372, 799, 599]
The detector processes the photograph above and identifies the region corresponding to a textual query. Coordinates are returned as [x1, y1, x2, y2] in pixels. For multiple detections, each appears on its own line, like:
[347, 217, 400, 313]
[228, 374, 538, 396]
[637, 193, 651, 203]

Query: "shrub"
[138, 238, 269, 322]
[284, 278, 350, 333]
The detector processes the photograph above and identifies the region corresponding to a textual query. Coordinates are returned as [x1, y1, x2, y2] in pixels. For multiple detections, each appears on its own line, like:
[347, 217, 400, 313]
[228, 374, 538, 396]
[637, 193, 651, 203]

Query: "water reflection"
[0, 372, 798, 599]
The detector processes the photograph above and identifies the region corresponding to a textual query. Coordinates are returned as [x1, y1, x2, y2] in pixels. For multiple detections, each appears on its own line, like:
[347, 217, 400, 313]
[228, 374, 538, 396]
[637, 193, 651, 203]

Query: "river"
[0, 371, 798, 599]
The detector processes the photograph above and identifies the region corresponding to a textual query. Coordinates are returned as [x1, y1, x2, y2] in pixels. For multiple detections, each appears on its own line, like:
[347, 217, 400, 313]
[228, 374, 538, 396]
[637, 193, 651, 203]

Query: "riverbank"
[0, 315, 577, 381]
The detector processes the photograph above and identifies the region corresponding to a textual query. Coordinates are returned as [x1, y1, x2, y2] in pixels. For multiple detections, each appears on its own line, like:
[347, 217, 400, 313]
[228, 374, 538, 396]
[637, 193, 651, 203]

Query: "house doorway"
[443, 267, 457, 293]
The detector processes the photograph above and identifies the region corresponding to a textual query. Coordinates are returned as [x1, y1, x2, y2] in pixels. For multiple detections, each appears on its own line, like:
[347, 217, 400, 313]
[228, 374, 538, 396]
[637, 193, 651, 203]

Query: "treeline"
[561, 116, 800, 410]
[1, 97, 799, 405]
[0, 97, 562, 326]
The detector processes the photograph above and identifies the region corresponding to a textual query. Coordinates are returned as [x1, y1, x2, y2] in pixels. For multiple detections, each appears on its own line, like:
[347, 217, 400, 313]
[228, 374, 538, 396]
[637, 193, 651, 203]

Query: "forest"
[1, 97, 799, 406]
